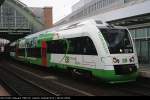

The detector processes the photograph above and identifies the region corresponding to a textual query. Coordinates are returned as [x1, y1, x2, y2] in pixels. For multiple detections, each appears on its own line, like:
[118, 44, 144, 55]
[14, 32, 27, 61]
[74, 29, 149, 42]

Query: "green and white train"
[9, 19, 139, 83]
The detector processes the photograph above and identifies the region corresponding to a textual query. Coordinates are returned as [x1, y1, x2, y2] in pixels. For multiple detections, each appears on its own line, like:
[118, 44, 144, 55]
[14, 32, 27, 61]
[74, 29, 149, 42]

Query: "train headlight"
[113, 57, 120, 63]
[129, 56, 135, 63]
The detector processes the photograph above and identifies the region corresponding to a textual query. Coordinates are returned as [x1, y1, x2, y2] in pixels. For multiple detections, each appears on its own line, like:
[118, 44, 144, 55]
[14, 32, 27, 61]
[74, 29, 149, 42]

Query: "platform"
[139, 65, 150, 78]
[0, 85, 10, 96]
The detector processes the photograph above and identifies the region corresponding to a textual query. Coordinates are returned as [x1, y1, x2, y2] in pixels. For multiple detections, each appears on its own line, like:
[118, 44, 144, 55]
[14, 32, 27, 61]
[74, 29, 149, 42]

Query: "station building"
[0, 0, 53, 43]
[0, 0, 53, 54]
[29, 7, 53, 28]
[55, 0, 150, 65]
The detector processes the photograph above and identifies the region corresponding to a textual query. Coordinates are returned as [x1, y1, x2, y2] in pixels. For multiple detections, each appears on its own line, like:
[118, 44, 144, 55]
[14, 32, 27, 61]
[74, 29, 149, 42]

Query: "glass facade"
[0, 3, 30, 29]
[71, 0, 119, 20]
[57, 0, 139, 26]
[124, 0, 132, 3]
[73, 0, 135, 13]
[130, 27, 150, 64]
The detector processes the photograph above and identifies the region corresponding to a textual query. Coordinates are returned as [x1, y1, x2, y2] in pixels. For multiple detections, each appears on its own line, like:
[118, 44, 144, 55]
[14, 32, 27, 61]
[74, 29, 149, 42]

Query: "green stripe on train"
[46, 62, 138, 83]
[19, 55, 138, 83]
[26, 57, 42, 66]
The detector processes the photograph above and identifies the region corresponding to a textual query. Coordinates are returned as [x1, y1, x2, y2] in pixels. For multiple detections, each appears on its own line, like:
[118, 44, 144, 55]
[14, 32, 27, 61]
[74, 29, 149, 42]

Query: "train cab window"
[100, 28, 133, 54]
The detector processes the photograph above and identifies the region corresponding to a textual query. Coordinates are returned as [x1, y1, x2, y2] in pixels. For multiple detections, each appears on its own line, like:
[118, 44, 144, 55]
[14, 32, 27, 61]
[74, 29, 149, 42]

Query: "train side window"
[68, 36, 98, 55]
[34, 48, 41, 58]
[18, 48, 25, 57]
[10, 46, 16, 52]
[27, 48, 41, 58]
[47, 36, 97, 55]
[84, 37, 98, 55]
[47, 40, 67, 54]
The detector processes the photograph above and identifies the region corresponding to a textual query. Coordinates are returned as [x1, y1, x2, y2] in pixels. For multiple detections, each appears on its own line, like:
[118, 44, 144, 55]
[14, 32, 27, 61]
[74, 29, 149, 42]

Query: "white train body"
[10, 19, 139, 83]
[50, 20, 138, 70]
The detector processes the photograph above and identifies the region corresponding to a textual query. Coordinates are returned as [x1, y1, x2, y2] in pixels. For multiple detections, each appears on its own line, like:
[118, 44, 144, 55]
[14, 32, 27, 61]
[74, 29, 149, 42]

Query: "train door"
[42, 41, 47, 66]
[82, 37, 98, 69]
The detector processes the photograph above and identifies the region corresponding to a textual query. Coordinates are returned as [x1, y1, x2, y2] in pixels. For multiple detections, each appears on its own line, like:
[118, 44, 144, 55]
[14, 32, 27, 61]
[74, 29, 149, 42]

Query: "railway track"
[1, 60, 127, 96]
[1, 59, 150, 96]
[0, 66, 59, 96]
[0, 60, 95, 96]
[111, 84, 149, 96]
[108, 77, 150, 96]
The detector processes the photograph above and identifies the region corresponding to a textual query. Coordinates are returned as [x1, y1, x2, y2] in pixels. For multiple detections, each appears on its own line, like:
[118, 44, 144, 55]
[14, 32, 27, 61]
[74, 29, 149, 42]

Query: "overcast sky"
[19, 0, 80, 23]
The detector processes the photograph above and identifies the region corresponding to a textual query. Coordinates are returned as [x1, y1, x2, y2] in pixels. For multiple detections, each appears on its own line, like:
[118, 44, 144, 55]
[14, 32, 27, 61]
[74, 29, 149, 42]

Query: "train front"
[98, 27, 139, 83]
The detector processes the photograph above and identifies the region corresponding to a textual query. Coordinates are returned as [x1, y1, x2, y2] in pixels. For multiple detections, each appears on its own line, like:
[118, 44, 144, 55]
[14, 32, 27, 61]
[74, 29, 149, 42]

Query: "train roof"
[24, 19, 107, 39]
[19, 19, 127, 41]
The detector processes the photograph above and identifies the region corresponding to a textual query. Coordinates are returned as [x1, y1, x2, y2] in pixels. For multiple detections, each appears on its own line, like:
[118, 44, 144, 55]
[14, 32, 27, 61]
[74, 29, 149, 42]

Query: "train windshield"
[100, 28, 133, 54]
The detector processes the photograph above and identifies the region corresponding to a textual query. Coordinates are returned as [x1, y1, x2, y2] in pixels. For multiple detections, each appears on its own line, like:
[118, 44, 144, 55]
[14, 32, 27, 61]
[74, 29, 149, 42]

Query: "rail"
[2, 59, 150, 96]
[0, 64, 59, 96]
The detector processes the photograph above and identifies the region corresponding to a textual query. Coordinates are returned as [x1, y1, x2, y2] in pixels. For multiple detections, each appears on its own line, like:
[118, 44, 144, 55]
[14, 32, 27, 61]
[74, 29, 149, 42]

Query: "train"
[9, 19, 139, 83]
